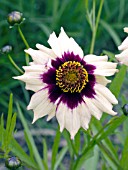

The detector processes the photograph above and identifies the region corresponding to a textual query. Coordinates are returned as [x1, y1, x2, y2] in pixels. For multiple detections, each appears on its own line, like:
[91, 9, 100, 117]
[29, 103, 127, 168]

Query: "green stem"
[8, 54, 24, 74]
[17, 25, 30, 65]
[90, 0, 104, 54]
[18, 25, 29, 49]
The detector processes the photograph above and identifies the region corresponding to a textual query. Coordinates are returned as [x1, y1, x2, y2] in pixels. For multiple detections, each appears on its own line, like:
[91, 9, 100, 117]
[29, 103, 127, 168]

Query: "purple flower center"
[56, 61, 88, 93]
[41, 52, 96, 109]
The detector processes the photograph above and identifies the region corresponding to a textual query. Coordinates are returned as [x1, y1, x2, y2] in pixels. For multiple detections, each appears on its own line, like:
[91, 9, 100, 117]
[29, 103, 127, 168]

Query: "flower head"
[7, 11, 23, 26]
[5, 157, 21, 169]
[14, 28, 118, 139]
[1, 45, 12, 54]
[115, 27, 128, 66]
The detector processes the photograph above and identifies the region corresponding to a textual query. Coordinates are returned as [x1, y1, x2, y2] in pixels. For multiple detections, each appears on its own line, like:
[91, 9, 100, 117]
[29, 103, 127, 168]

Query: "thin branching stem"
[8, 54, 24, 74]
[17, 25, 30, 65]
[90, 0, 104, 54]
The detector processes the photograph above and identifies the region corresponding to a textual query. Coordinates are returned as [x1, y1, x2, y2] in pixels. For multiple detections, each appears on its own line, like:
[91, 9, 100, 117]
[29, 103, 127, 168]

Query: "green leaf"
[16, 102, 44, 170]
[120, 136, 128, 170]
[63, 130, 73, 157]
[109, 65, 127, 98]
[51, 128, 61, 170]
[0, 113, 4, 147]
[7, 112, 17, 149]
[54, 146, 68, 170]
[98, 143, 122, 170]
[6, 93, 13, 130]
[74, 131, 81, 155]
[42, 138, 48, 170]
[103, 50, 116, 62]
[97, 115, 127, 142]
[24, 130, 34, 159]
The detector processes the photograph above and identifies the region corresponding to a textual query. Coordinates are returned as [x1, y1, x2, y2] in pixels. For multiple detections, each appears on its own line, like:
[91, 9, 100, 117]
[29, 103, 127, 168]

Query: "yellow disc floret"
[56, 61, 88, 93]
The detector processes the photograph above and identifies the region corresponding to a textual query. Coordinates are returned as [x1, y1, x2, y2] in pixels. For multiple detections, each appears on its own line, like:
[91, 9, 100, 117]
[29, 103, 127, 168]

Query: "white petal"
[78, 102, 91, 129]
[32, 99, 55, 123]
[25, 83, 44, 92]
[95, 75, 111, 86]
[84, 97, 102, 120]
[118, 37, 128, 50]
[64, 108, 73, 137]
[56, 103, 66, 132]
[58, 27, 70, 55]
[13, 74, 42, 85]
[36, 43, 56, 58]
[25, 48, 51, 64]
[93, 91, 117, 115]
[93, 61, 118, 76]
[116, 48, 128, 59]
[71, 108, 81, 139]
[65, 107, 81, 140]
[124, 27, 128, 33]
[94, 69, 118, 76]
[47, 109, 56, 121]
[92, 62, 117, 69]
[94, 84, 118, 104]
[48, 28, 83, 58]
[84, 55, 108, 63]
[115, 48, 128, 66]
[59, 27, 83, 57]
[27, 89, 48, 110]
[69, 37, 83, 58]
[48, 31, 62, 57]
[23, 64, 46, 73]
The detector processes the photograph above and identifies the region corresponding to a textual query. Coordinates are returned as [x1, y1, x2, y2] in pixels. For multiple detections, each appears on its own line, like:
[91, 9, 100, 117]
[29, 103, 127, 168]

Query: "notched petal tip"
[24, 48, 33, 55]
[71, 133, 75, 140]
[27, 105, 31, 110]
[60, 126, 64, 132]
[13, 75, 23, 80]
[124, 27, 128, 33]
[32, 118, 36, 124]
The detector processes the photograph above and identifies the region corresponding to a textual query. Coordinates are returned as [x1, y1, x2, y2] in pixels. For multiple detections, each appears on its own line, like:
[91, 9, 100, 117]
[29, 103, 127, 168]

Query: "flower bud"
[1, 45, 12, 54]
[5, 156, 21, 169]
[7, 11, 23, 26]
[122, 104, 128, 116]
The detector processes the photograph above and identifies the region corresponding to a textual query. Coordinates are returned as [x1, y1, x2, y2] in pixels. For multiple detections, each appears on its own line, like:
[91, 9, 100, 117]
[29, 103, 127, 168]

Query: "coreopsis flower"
[115, 27, 128, 66]
[14, 28, 118, 139]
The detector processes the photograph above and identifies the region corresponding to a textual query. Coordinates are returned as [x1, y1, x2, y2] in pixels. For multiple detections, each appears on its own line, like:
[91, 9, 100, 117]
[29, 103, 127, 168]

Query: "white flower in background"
[14, 27, 118, 139]
[115, 27, 128, 66]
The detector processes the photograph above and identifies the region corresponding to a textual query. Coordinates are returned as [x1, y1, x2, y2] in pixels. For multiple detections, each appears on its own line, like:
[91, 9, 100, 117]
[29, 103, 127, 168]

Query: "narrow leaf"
[42, 138, 48, 168]
[7, 112, 17, 147]
[120, 136, 128, 170]
[16, 102, 44, 170]
[6, 93, 13, 132]
[63, 130, 73, 157]
[74, 131, 81, 155]
[24, 130, 34, 159]
[54, 146, 68, 170]
[97, 115, 127, 142]
[0, 113, 4, 147]
[51, 128, 61, 170]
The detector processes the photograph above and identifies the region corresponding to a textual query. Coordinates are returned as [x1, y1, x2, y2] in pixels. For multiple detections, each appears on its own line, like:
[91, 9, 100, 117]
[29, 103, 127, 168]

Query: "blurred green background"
[0, 0, 128, 169]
